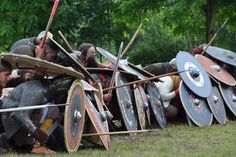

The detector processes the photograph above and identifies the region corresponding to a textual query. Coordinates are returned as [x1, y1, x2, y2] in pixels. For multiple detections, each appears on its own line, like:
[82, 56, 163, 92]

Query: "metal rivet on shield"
[124, 99, 132, 109]
[193, 98, 200, 106]
[143, 102, 149, 110]
[213, 95, 218, 103]
[232, 95, 236, 102]
[73, 109, 81, 124]
[211, 65, 221, 72]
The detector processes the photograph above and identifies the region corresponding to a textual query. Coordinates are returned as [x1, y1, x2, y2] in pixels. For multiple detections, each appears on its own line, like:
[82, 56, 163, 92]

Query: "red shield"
[64, 80, 85, 153]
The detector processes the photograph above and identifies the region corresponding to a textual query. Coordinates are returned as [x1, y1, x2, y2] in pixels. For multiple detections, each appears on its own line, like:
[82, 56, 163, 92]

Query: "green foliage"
[128, 14, 186, 66]
[0, 0, 236, 61]
[0, 1, 50, 51]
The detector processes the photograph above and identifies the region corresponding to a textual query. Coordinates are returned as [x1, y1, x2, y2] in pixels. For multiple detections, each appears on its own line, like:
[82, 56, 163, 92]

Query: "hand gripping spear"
[38, 0, 60, 50]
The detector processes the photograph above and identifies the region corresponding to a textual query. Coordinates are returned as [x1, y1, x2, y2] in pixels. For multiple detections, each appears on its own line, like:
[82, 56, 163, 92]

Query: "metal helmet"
[37, 31, 53, 42]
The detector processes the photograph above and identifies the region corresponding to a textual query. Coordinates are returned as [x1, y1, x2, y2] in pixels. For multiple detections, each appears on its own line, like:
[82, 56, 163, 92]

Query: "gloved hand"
[33, 128, 48, 144]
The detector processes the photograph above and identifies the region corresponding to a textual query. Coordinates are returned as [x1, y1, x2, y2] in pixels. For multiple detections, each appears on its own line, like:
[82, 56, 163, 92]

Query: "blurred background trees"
[0, 0, 235, 66]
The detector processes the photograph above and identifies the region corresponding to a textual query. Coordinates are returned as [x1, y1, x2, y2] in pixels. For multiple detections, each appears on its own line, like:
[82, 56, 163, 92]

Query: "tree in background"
[0, 0, 235, 65]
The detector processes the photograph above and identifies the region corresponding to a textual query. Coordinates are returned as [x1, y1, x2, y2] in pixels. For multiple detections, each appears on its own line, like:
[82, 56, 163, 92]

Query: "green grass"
[5, 121, 236, 157]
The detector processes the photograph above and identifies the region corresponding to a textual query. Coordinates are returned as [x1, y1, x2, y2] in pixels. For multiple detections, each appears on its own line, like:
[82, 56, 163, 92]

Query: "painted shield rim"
[206, 84, 227, 124]
[147, 82, 168, 129]
[179, 81, 213, 126]
[219, 84, 236, 116]
[115, 72, 138, 131]
[204, 46, 236, 67]
[176, 51, 212, 98]
[64, 80, 85, 153]
[195, 54, 236, 86]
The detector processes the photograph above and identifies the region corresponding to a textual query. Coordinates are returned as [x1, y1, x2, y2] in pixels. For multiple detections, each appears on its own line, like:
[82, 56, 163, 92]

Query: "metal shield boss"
[147, 82, 167, 129]
[176, 51, 212, 98]
[115, 72, 138, 131]
[84, 93, 110, 150]
[207, 84, 227, 124]
[64, 80, 85, 153]
[179, 81, 213, 126]
[195, 54, 236, 86]
[219, 84, 236, 116]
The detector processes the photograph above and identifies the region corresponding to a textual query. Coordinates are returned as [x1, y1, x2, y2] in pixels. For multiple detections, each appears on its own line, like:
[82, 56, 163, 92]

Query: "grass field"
[5, 120, 236, 157]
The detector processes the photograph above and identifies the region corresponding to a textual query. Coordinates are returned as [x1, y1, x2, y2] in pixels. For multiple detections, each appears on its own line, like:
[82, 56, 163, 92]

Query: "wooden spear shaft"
[58, 30, 74, 52]
[39, 0, 60, 48]
[103, 70, 188, 92]
[201, 17, 229, 55]
[107, 42, 123, 95]
[83, 129, 160, 137]
[120, 23, 142, 58]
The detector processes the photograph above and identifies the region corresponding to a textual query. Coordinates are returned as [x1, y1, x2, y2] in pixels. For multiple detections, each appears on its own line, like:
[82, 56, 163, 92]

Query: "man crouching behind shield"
[0, 60, 74, 154]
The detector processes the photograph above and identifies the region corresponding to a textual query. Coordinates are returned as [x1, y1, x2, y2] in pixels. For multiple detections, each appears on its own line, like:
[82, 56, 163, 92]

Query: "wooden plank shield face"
[64, 80, 85, 153]
[176, 51, 212, 98]
[138, 85, 151, 126]
[84, 94, 110, 150]
[115, 72, 138, 131]
[204, 46, 236, 67]
[0, 54, 84, 79]
[195, 54, 236, 86]
[147, 82, 167, 129]
[219, 84, 236, 116]
[133, 84, 147, 130]
[207, 84, 227, 124]
[179, 81, 213, 126]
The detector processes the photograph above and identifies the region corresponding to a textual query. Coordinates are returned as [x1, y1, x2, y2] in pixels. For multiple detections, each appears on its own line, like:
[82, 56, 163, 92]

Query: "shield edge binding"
[64, 80, 85, 153]
[179, 81, 213, 127]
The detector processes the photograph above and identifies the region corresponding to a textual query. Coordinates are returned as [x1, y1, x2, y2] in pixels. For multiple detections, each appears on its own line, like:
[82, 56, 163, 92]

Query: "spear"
[201, 17, 229, 55]
[120, 23, 142, 58]
[0, 103, 68, 113]
[107, 42, 124, 96]
[39, 0, 60, 49]
[103, 70, 188, 92]
[83, 129, 160, 136]
[58, 30, 74, 53]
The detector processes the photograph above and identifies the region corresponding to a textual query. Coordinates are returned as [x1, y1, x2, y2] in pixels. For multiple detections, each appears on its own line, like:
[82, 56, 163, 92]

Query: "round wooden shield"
[219, 84, 236, 116]
[64, 80, 85, 153]
[84, 94, 110, 150]
[138, 85, 151, 126]
[115, 72, 138, 131]
[204, 46, 236, 67]
[176, 51, 212, 98]
[147, 82, 167, 129]
[133, 84, 147, 130]
[206, 84, 227, 124]
[0, 53, 84, 79]
[179, 81, 213, 126]
[195, 54, 236, 86]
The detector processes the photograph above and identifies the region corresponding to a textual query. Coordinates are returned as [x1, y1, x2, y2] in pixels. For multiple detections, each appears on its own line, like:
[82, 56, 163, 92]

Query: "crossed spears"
[0, 1, 229, 136]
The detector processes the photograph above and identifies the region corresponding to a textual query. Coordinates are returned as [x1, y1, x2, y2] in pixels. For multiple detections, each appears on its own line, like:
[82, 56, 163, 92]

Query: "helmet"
[37, 31, 53, 42]
[169, 58, 176, 70]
